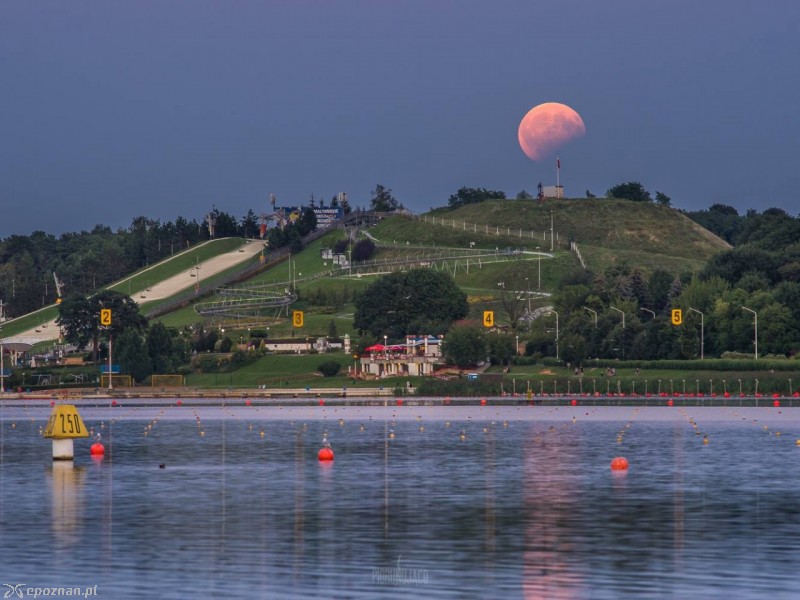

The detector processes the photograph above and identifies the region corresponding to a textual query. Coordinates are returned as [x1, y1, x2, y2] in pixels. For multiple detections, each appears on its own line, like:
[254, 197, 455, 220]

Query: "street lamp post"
[536, 247, 541, 290]
[741, 306, 758, 359]
[610, 306, 625, 360]
[610, 306, 625, 328]
[525, 277, 531, 312]
[687, 307, 705, 360]
[583, 307, 597, 327]
[549, 310, 559, 360]
[640, 307, 655, 319]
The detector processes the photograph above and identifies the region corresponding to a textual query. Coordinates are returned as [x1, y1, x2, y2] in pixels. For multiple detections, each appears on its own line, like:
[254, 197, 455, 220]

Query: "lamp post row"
[565, 306, 758, 361]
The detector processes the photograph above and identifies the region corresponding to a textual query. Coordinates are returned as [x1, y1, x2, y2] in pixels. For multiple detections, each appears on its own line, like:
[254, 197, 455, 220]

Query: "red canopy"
[364, 344, 386, 352]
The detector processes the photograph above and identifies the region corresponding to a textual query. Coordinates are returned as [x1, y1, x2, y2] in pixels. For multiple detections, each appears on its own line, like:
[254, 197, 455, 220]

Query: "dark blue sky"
[2, 1, 798, 237]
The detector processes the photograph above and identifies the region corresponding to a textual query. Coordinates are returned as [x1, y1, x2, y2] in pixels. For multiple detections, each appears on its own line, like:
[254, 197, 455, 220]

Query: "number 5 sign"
[293, 310, 304, 328]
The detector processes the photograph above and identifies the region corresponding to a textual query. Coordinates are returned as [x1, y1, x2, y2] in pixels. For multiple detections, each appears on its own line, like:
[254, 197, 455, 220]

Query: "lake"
[1, 402, 799, 598]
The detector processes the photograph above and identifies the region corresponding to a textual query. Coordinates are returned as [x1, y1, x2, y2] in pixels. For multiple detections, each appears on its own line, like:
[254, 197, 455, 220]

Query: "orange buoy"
[610, 457, 629, 471]
[90, 442, 105, 456]
[318, 447, 334, 461]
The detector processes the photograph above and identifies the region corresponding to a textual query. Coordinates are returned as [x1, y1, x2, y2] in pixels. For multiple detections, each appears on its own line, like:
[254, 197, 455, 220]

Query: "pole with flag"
[556, 155, 561, 198]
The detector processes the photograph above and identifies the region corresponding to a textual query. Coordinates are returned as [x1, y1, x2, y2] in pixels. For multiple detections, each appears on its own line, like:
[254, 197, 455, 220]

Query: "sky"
[1, 1, 799, 238]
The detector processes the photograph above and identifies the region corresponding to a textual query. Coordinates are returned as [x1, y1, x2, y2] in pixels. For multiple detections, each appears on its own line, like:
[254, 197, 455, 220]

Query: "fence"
[412, 213, 560, 246]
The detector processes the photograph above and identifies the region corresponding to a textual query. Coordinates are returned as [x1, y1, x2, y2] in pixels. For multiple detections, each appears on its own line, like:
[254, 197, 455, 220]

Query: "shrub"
[318, 360, 342, 377]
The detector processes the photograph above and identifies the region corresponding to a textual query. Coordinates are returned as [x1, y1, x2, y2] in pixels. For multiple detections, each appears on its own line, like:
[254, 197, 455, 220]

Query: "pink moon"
[518, 102, 586, 161]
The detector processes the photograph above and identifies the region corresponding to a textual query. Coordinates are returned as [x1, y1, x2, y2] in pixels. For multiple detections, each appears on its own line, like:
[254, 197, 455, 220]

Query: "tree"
[353, 269, 468, 338]
[655, 191, 672, 206]
[115, 328, 151, 382]
[147, 322, 179, 374]
[297, 207, 318, 236]
[57, 290, 147, 362]
[241, 210, 260, 238]
[370, 184, 399, 212]
[448, 187, 506, 208]
[351, 238, 376, 261]
[442, 324, 486, 368]
[497, 283, 527, 331]
[486, 334, 515, 367]
[516, 189, 534, 200]
[328, 319, 339, 340]
[606, 181, 652, 202]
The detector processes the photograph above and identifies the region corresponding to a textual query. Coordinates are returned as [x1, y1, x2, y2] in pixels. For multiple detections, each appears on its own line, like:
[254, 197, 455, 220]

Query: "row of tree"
[350, 204, 800, 364]
[0, 210, 252, 318]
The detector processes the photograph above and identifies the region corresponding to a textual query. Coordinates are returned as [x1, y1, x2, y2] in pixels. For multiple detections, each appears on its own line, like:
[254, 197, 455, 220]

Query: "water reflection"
[0, 406, 798, 598]
[48, 461, 86, 545]
[523, 422, 585, 599]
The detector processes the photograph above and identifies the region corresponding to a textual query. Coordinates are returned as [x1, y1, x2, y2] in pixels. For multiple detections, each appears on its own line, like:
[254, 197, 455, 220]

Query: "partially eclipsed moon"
[518, 102, 586, 161]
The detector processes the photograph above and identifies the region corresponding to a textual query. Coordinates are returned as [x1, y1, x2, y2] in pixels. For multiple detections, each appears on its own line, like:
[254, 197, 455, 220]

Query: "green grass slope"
[0, 238, 248, 339]
[372, 199, 730, 273]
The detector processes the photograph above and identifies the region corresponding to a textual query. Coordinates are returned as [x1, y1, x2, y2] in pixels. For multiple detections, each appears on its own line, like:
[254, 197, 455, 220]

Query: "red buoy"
[667, 399, 674, 407]
[318, 447, 334, 461]
[90, 443, 105, 456]
[773, 400, 781, 407]
[111, 399, 118, 407]
[396, 399, 404, 406]
[571, 399, 578, 406]
[245, 399, 252, 406]
[318, 399, 325, 406]
[176, 399, 182, 406]
[480, 398, 487, 406]
[610, 457, 629, 471]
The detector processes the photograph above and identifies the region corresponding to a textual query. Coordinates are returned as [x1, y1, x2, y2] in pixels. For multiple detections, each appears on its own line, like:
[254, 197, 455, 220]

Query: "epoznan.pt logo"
[3, 585, 98, 598]
[3, 584, 25, 599]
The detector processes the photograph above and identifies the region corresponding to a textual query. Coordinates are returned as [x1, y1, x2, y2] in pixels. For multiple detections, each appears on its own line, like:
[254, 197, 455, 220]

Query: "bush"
[219, 337, 234, 353]
[352, 238, 376, 261]
[318, 360, 341, 377]
[198, 355, 219, 373]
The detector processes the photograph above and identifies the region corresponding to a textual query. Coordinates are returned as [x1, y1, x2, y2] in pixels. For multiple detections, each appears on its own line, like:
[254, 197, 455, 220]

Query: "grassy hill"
[372, 199, 730, 273]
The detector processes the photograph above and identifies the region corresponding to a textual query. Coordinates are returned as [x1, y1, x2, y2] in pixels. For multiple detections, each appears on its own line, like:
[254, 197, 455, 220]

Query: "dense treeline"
[528, 204, 800, 361]
[0, 208, 258, 318]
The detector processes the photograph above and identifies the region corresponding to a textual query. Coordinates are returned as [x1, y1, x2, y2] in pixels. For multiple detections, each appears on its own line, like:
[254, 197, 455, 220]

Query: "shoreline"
[1, 388, 798, 409]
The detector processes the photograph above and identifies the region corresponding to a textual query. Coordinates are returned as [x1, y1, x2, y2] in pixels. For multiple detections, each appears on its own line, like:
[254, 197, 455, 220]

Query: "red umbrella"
[364, 344, 386, 352]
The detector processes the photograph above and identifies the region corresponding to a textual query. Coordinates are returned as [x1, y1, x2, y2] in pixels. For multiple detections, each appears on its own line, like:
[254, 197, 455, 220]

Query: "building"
[356, 335, 444, 378]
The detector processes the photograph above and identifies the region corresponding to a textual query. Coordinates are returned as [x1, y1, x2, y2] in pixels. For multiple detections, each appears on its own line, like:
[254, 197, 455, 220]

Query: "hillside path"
[6, 239, 264, 345]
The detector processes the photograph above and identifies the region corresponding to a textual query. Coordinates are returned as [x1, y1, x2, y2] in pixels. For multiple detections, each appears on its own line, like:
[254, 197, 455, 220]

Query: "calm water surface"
[1, 403, 799, 599]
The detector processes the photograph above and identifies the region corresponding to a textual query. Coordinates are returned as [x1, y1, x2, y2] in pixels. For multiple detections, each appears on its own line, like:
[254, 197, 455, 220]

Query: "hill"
[371, 199, 730, 273]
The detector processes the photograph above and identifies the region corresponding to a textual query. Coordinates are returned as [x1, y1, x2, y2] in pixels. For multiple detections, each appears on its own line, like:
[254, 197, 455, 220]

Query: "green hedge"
[512, 356, 800, 372]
